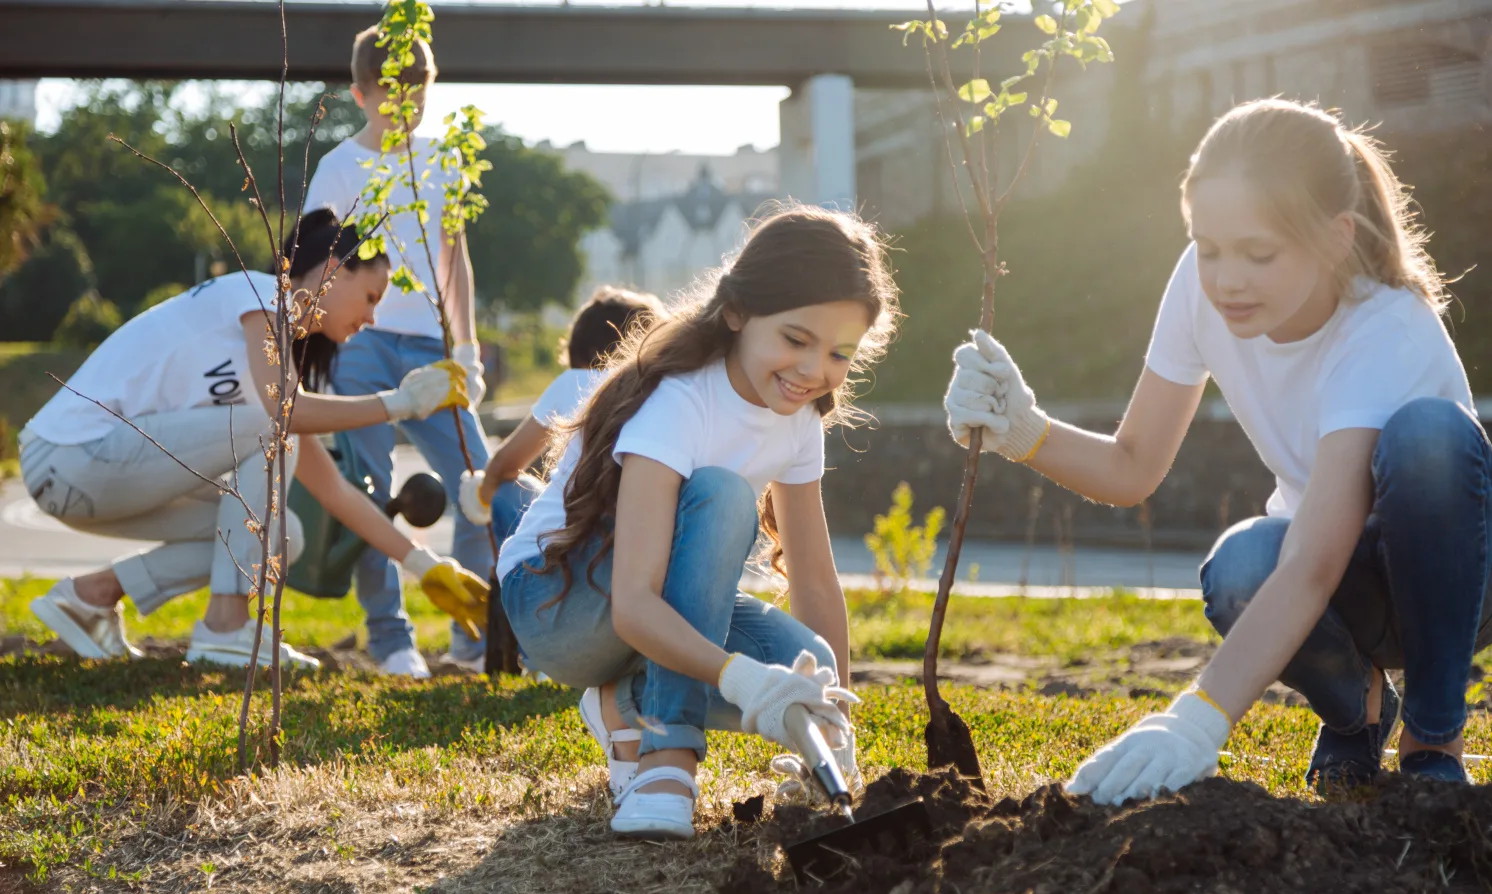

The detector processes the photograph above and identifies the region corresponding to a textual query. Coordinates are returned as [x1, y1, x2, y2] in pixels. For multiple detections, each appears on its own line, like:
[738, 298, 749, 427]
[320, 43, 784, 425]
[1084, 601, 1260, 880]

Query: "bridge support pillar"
[779, 73, 855, 210]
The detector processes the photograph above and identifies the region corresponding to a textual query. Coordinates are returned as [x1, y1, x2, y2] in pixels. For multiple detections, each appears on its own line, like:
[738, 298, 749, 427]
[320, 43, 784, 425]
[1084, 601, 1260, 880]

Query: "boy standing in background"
[305, 24, 490, 677]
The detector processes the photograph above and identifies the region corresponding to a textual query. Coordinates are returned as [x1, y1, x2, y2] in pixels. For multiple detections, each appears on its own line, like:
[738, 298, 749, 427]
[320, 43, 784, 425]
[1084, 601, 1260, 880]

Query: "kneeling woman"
[21, 210, 483, 668]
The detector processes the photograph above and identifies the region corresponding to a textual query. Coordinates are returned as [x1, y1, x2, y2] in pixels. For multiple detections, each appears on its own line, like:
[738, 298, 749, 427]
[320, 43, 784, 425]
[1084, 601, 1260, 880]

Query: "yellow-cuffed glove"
[1065, 688, 1232, 805]
[378, 360, 470, 422]
[452, 342, 487, 410]
[400, 546, 488, 640]
[944, 329, 1052, 462]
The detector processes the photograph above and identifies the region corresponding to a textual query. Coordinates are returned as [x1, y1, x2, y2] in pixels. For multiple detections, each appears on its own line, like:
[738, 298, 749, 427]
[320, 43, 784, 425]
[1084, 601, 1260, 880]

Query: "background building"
[0, 80, 38, 123]
[853, 0, 1492, 227]
[550, 143, 781, 303]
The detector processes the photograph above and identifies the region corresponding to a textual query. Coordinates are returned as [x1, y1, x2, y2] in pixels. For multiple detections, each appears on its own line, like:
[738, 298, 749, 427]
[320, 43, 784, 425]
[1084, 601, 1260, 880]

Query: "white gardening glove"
[378, 360, 469, 422]
[718, 651, 858, 750]
[944, 329, 1051, 462]
[1065, 690, 1232, 806]
[772, 727, 864, 801]
[452, 342, 487, 410]
[457, 470, 491, 525]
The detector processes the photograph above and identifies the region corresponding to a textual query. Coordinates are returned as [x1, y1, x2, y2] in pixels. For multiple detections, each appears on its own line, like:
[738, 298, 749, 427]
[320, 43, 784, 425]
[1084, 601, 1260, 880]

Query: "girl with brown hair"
[494, 205, 899, 838]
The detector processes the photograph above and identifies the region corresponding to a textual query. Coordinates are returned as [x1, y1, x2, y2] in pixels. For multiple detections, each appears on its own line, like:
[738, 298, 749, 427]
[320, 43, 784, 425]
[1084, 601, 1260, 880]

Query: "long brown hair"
[1182, 98, 1447, 311]
[534, 204, 900, 600]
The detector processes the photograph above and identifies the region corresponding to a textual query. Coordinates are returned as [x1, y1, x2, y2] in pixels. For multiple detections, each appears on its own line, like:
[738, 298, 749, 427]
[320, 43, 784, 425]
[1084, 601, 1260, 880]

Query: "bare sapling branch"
[894, 0, 1118, 783]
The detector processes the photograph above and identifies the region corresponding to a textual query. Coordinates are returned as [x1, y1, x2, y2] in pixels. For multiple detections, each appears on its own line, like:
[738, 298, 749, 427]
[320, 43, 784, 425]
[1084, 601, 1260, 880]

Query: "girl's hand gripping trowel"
[783, 703, 856, 819]
[781, 705, 933, 883]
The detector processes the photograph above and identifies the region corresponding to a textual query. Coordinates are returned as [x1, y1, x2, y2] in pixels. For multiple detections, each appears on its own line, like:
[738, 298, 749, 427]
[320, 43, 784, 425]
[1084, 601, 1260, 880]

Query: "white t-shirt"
[303, 135, 458, 340]
[1145, 243, 1473, 517]
[496, 359, 826, 580]
[529, 368, 607, 427]
[26, 272, 275, 445]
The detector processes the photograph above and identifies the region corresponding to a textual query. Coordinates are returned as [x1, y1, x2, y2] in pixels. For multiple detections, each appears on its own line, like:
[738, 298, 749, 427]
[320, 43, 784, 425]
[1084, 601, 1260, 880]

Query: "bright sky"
[34, 0, 1009, 156]
[35, 79, 794, 155]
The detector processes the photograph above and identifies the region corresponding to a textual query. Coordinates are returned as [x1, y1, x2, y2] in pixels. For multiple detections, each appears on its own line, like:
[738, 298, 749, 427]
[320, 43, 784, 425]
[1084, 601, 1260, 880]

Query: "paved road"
[1, 444, 1205, 598]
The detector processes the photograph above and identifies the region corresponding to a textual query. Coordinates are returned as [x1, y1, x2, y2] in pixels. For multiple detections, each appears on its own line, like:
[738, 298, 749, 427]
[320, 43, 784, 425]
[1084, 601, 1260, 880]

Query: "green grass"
[844, 588, 1219, 663]
[0, 580, 1221, 666]
[2, 578, 1489, 889]
[0, 342, 53, 359]
[0, 577, 464, 656]
[0, 667, 1328, 887]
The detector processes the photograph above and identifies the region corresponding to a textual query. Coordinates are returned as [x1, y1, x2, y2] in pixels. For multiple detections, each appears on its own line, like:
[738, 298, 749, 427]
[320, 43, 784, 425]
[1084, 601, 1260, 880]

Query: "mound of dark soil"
[723, 767, 1492, 893]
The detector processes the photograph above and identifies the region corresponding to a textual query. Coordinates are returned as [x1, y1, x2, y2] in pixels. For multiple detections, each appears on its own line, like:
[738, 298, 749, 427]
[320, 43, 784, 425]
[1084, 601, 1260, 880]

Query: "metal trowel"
[781, 705, 933, 883]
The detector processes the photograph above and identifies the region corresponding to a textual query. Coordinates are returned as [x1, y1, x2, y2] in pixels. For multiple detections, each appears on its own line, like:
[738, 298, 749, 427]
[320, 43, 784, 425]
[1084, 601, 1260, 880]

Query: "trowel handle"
[784, 704, 853, 812]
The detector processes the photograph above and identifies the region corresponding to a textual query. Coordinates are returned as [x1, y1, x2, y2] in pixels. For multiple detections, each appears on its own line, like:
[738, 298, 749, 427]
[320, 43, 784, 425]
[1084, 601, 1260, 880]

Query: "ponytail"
[1340, 129, 1446, 311]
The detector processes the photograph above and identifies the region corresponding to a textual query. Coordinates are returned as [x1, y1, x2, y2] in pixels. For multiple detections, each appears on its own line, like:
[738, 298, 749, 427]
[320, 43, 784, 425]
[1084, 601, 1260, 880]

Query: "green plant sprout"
[864, 482, 947, 598]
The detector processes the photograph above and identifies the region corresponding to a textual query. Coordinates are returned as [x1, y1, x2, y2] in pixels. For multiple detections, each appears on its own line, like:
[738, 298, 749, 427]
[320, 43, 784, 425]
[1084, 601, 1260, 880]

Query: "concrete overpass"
[0, 0, 1018, 211]
[0, 0, 976, 86]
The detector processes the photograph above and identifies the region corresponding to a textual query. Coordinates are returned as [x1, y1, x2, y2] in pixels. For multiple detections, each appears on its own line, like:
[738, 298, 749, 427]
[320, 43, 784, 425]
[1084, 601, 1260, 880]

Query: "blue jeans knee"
[1374, 397, 1485, 512]
[1200, 516, 1288, 637]
[679, 466, 759, 541]
[1200, 515, 1375, 733]
[491, 475, 541, 543]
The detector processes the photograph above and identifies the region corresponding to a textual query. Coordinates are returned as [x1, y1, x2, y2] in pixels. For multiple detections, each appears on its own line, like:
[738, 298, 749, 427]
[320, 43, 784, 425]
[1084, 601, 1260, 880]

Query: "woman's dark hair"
[279, 208, 388, 391]
[565, 286, 665, 369]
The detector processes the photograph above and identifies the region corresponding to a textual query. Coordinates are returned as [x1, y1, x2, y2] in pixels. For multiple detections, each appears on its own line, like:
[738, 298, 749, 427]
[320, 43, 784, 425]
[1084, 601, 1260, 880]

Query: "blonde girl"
[946, 99, 1482, 802]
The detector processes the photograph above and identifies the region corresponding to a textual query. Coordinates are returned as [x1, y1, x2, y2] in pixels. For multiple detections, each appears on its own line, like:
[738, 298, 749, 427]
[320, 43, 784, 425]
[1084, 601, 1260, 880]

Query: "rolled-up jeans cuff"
[113, 551, 169, 615]
[1402, 711, 1464, 747]
[637, 723, 707, 761]
[614, 672, 709, 760]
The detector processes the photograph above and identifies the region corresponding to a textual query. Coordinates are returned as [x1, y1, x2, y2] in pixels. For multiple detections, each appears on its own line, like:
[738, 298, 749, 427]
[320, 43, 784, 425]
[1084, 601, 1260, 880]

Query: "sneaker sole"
[378, 657, 432, 679]
[186, 644, 321, 670]
[30, 596, 113, 659]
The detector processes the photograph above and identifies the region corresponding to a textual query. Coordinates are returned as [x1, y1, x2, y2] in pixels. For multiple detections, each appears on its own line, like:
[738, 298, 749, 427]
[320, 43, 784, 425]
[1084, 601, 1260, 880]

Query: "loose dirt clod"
[724, 766, 1492, 892]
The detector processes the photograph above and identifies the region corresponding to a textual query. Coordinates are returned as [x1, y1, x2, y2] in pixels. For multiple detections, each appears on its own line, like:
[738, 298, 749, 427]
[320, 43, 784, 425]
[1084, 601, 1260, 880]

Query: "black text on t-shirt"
[204, 359, 246, 406]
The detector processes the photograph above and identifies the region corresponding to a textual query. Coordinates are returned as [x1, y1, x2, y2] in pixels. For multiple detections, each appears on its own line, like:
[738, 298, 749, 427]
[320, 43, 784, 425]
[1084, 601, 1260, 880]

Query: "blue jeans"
[491, 474, 542, 543]
[500, 467, 835, 759]
[331, 328, 493, 662]
[1201, 398, 1492, 746]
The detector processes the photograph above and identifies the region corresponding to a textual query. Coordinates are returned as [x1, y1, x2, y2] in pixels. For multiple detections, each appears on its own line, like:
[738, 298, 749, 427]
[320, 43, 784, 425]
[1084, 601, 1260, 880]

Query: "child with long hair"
[945, 98, 1483, 803]
[496, 205, 899, 838]
[23, 210, 486, 669]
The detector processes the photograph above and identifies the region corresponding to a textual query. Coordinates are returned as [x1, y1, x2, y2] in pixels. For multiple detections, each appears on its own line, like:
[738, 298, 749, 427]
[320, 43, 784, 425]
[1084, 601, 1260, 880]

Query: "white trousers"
[20, 406, 303, 613]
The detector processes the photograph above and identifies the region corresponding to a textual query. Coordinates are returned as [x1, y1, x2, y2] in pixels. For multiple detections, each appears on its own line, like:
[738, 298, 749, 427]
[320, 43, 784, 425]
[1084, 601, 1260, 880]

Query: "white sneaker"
[610, 766, 698, 840]
[30, 579, 142, 660]
[521, 659, 551, 683]
[186, 621, 321, 670]
[440, 651, 484, 674]
[379, 647, 431, 679]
